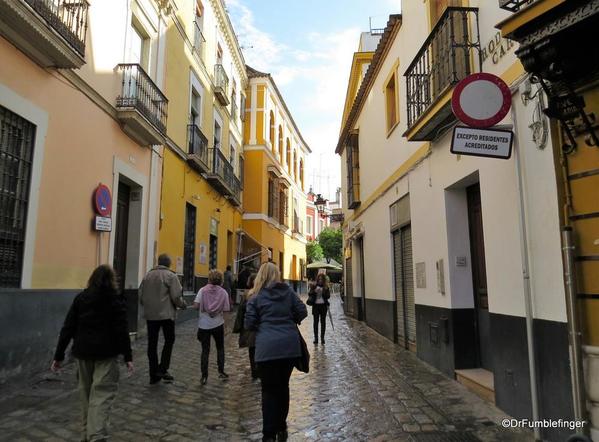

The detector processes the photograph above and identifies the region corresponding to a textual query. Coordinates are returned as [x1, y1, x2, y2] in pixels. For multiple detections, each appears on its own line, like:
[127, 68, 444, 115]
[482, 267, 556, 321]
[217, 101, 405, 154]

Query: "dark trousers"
[197, 325, 225, 376]
[146, 319, 175, 378]
[312, 304, 327, 341]
[248, 347, 257, 378]
[257, 358, 295, 440]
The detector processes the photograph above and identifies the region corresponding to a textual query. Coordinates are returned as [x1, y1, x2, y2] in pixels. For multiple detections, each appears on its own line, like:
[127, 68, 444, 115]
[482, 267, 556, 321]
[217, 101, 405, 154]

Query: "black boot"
[277, 430, 288, 441]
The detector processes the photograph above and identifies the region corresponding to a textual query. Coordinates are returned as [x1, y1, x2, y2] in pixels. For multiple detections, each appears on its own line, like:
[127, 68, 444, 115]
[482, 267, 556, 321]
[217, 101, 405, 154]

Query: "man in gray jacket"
[140, 254, 187, 384]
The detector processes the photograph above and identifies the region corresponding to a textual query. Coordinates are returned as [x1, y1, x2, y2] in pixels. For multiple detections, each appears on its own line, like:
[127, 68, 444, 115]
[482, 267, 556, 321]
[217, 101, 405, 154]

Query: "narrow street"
[0, 295, 531, 442]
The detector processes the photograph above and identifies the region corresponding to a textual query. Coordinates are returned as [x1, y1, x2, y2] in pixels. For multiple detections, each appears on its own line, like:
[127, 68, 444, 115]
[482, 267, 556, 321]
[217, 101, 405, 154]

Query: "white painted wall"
[340, 1, 566, 323]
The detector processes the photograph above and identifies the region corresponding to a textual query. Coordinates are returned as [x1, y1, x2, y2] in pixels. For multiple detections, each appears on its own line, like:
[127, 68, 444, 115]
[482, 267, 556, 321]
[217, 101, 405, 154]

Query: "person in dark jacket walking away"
[223, 265, 235, 305]
[139, 254, 187, 384]
[245, 262, 308, 442]
[308, 273, 331, 344]
[51, 265, 133, 442]
[233, 273, 258, 379]
[193, 269, 231, 385]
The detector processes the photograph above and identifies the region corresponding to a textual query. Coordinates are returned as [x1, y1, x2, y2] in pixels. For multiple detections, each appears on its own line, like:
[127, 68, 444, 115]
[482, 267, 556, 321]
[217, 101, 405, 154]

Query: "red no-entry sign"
[451, 73, 511, 128]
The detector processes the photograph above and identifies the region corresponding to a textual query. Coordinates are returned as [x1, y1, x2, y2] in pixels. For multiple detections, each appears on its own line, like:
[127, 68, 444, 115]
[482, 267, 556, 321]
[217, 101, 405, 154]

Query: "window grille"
[0, 106, 36, 288]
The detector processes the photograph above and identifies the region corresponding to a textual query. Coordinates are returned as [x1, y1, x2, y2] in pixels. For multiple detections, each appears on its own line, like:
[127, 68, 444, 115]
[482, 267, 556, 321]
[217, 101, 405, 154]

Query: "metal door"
[345, 258, 353, 316]
[467, 183, 492, 370]
[113, 181, 130, 293]
[393, 225, 416, 349]
[183, 203, 196, 291]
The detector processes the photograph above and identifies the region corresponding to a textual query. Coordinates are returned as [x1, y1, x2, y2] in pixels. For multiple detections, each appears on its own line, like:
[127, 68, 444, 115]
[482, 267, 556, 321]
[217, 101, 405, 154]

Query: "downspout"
[510, 104, 541, 441]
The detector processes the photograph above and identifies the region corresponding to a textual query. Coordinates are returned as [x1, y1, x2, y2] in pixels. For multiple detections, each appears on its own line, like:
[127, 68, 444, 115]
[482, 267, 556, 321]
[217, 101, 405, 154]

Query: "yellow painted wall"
[242, 151, 265, 213]
[158, 150, 242, 277]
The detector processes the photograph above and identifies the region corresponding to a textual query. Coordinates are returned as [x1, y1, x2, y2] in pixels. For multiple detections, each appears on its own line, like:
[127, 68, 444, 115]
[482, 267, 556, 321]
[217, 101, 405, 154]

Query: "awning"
[235, 229, 270, 271]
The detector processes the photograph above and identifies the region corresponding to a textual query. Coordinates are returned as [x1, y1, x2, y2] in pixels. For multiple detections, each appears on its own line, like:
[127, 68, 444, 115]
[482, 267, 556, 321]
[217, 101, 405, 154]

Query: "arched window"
[299, 159, 304, 190]
[278, 125, 283, 161]
[286, 139, 291, 172]
[269, 111, 275, 152]
[293, 150, 297, 180]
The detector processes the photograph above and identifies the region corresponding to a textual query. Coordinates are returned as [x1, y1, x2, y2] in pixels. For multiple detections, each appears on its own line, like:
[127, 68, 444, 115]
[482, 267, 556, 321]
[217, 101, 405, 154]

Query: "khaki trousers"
[76, 357, 119, 442]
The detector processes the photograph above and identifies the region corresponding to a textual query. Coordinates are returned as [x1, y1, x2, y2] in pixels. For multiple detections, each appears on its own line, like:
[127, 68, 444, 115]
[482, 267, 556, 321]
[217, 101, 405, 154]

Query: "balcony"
[187, 124, 209, 174]
[116, 64, 168, 146]
[499, 0, 538, 12]
[0, 0, 89, 68]
[214, 64, 230, 106]
[192, 21, 204, 60]
[404, 7, 481, 141]
[206, 148, 241, 206]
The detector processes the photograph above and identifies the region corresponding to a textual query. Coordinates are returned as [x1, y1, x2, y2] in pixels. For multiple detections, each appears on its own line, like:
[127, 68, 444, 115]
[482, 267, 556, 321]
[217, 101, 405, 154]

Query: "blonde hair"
[248, 262, 280, 298]
[208, 269, 223, 285]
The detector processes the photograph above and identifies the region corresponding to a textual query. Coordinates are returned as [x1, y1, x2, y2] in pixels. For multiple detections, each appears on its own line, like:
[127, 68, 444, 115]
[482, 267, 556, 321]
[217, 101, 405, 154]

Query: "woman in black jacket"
[51, 265, 133, 442]
[308, 273, 330, 344]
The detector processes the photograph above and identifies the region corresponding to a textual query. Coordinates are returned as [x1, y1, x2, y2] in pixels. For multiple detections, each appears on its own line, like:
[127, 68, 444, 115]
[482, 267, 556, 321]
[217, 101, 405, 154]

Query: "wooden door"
[183, 203, 196, 291]
[467, 183, 492, 371]
[113, 181, 130, 293]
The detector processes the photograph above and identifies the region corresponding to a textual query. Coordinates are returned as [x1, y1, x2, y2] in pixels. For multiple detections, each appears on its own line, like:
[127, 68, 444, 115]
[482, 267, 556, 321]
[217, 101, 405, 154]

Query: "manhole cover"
[410, 432, 481, 442]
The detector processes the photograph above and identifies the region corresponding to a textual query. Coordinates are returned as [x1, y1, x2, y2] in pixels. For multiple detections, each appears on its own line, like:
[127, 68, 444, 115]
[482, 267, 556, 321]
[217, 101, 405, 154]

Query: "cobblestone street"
[0, 295, 532, 441]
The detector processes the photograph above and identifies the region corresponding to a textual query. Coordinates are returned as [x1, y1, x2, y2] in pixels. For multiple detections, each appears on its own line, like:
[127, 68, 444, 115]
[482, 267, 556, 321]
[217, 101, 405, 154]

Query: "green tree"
[318, 227, 343, 263]
[306, 241, 324, 263]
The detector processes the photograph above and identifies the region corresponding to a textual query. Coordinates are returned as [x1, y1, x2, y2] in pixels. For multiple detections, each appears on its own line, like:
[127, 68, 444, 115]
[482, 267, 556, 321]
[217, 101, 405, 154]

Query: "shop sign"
[545, 94, 585, 121]
[452, 73, 512, 128]
[481, 31, 516, 65]
[199, 243, 207, 265]
[451, 126, 514, 160]
[94, 216, 112, 232]
[210, 218, 218, 236]
[94, 184, 112, 217]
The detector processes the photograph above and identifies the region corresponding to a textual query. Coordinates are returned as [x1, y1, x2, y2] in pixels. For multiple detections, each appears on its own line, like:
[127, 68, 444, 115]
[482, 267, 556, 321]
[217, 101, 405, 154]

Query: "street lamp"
[314, 193, 327, 216]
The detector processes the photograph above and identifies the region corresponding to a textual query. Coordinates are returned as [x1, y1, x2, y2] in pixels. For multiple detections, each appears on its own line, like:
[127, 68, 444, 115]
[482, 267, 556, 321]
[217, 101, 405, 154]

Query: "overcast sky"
[228, 0, 400, 201]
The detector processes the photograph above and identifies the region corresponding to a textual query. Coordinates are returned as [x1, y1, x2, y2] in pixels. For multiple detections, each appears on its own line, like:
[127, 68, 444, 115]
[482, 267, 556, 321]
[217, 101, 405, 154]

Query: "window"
[217, 44, 223, 64]
[0, 106, 35, 288]
[190, 89, 201, 126]
[346, 131, 360, 209]
[285, 139, 291, 172]
[230, 145, 235, 170]
[269, 111, 275, 151]
[299, 159, 304, 190]
[193, 1, 204, 56]
[239, 155, 244, 183]
[278, 125, 283, 161]
[268, 177, 275, 218]
[319, 218, 325, 233]
[214, 120, 221, 149]
[293, 150, 297, 180]
[127, 21, 149, 69]
[231, 82, 237, 121]
[385, 70, 399, 133]
[279, 186, 288, 226]
[240, 94, 246, 122]
[306, 215, 313, 236]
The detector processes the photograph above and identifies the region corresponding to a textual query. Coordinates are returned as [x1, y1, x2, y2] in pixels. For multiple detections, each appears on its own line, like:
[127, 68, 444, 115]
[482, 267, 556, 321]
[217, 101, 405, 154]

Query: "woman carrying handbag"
[307, 273, 330, 344]
[245, 262, 308, 442]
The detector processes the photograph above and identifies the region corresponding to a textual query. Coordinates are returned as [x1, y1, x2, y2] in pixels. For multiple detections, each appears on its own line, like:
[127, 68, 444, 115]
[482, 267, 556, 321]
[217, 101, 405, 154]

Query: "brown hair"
[87, 265, 118, 293]
[208, 269, 223, 285]
[316, 273, 329, 290]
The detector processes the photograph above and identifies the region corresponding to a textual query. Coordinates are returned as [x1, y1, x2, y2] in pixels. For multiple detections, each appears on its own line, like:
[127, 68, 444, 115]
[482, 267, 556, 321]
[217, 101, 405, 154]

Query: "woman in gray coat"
[245, 262, 307, 442]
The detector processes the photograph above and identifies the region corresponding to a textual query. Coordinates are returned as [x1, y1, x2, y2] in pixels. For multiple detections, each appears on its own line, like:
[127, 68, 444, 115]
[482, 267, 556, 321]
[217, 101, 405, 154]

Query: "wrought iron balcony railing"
[24, 0, 89, 56]
[214, 64, 230, 105]
[116, 64, 168, 134]
[404, 7, 481, 134]
[187, 124, 209, 172]
[208, 148, 241, 204]
[193, 21, 204, 58]
[499, 0, 537, 12]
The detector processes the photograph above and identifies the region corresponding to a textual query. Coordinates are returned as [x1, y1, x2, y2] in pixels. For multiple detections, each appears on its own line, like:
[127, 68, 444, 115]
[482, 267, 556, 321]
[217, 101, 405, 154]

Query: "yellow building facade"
[242, 67, 310, 289]
[159, 0, 247, 291]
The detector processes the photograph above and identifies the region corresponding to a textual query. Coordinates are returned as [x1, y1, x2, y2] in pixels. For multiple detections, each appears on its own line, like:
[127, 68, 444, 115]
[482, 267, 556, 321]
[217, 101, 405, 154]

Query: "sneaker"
[160, 372, 174, 382]
[218, 372, 229, 379]
[201, 376, 208, 385]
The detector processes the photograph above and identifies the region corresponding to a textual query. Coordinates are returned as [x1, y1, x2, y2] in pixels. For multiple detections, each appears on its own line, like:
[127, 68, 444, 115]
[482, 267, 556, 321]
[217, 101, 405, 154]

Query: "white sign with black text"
[451, 126, 514, 160]
[94, 216, 112, 232]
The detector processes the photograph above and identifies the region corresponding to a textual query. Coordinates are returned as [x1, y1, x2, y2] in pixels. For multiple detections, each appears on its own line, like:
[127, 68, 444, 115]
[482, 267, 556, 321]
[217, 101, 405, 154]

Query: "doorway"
[393, 225, 416, 350]
[113, 182, 131, 293]
[345, 257, 354, 316]
[209, 234, 218, 270]
[467, 183, 492, 370]
[356, 236, 366, 321]
[183, 204, 196, 291]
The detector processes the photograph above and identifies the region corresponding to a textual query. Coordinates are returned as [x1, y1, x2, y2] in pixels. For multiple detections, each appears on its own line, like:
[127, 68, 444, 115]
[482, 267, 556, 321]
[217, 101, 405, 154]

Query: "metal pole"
[562, 226, 587, 424]
[512, 106, 541, 441]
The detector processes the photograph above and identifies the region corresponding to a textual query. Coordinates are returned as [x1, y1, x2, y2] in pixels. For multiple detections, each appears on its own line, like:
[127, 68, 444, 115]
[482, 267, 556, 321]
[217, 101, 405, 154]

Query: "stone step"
[455, 368, 495, 404]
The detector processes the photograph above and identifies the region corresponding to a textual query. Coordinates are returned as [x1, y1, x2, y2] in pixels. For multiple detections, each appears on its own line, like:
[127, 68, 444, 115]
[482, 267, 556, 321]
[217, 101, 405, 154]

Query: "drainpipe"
[562, 226, 587, 425]
[511, 105, 541, 441]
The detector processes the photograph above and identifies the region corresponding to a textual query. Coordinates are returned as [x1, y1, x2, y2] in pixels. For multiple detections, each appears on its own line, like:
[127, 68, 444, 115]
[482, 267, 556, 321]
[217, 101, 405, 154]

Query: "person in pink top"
[193, 269, 231, 385]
